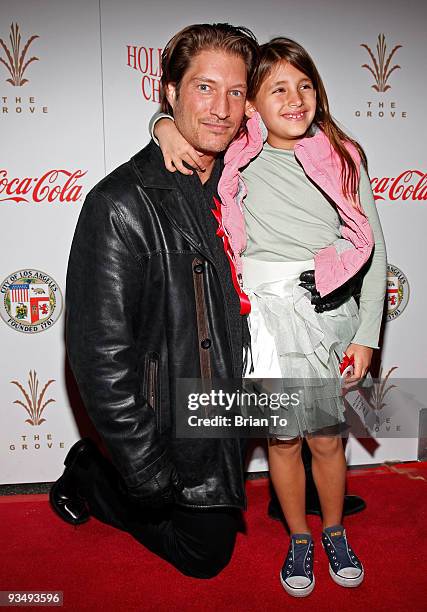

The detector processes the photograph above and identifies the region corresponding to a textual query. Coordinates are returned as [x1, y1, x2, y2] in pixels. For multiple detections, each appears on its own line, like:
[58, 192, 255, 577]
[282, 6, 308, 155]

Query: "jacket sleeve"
[148, 111, 174, 145]
[66, 187, 170, 489]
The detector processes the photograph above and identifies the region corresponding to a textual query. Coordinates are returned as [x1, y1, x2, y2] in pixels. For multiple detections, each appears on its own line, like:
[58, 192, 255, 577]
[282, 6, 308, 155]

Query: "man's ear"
[165, 83, 177, 111]
[245, 100, 257, 118]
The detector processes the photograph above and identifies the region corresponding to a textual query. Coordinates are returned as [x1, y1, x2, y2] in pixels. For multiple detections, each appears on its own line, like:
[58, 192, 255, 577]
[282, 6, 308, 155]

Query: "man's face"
[166, 49, 247, 155]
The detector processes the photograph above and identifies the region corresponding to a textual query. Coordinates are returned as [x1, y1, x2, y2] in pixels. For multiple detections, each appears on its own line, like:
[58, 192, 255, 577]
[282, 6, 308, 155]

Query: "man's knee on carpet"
[177, 539, 236, 579]
[172, 509, 238, 579]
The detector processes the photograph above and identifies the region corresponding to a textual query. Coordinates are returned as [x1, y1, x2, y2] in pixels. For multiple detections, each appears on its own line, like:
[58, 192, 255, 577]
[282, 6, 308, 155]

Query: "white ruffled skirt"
[242, 257, 360, 438]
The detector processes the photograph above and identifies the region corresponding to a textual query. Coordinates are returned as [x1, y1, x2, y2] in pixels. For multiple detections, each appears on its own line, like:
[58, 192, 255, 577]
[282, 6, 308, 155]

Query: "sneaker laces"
[284, 535, 313, 578]
[323, 526, 361, 570]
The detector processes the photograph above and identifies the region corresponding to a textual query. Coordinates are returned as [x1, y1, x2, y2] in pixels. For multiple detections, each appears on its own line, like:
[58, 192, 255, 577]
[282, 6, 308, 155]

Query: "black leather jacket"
[66, 142, 246, 509]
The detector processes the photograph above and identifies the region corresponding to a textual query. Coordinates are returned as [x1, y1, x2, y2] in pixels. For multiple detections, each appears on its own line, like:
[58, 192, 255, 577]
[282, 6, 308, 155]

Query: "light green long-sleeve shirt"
[242, 143, 387, 348]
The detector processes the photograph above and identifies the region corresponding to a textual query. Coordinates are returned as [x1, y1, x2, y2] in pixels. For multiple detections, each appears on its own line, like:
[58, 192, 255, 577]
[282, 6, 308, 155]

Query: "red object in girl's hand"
[339, 353, 355, 378]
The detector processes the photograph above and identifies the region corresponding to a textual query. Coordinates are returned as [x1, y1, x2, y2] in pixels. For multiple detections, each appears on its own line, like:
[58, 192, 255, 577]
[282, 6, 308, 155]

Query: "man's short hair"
[160, 23, 259, 114]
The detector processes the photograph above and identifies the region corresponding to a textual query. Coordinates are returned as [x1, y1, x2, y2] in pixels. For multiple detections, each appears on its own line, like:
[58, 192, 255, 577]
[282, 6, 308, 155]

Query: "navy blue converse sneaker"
[322, 525, 364, 587]
[280, 533, 315, 597]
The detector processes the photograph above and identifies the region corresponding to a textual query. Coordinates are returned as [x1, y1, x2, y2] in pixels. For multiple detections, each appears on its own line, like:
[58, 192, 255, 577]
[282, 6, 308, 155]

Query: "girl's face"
[247, 61, 317, 149]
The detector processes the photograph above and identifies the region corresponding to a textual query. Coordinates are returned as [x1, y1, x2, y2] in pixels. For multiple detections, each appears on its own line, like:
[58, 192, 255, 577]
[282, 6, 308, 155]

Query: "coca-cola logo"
[0, 169, 87, 204]
[371, 171, 427, 202]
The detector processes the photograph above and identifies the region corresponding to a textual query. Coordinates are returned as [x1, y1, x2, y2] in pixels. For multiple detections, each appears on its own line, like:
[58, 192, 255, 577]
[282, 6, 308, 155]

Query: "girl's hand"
[154, 119, 206, 175]
[343, 343, 373, 382]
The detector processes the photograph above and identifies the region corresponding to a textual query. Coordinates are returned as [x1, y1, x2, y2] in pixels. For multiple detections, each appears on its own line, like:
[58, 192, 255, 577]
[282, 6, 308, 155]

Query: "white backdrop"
[1, 0, 426, 483]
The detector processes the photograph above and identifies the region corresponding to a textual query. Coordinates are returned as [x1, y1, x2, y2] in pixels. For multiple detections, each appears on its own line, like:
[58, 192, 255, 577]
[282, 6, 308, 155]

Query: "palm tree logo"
[368, 366, 398, 412]
[361, 34, 402, 92]
[11, 371, 55, 426]
[0, 23, 39, 86]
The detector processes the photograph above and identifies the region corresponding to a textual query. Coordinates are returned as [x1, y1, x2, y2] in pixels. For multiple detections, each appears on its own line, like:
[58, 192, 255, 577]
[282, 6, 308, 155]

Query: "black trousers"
[74, 452, 240, 579]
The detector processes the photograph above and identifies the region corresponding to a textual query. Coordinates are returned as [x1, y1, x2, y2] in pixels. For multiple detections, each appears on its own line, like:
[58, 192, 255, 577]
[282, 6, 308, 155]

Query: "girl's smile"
[281, 111, 308, 120]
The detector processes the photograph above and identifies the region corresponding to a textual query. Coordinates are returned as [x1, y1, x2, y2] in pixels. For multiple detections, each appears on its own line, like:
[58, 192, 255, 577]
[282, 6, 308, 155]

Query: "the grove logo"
[0, 169, 87, 204]
[345, 365, 404, 435]
[355, 34, 407, 120]
[371, 170, 427, 202]
[361, 33, 402, 92]
[367, 365, 398, 412]
[10, 370, 55, 426]
[0, 22, 48, 115]
[0, 23, 39, 87]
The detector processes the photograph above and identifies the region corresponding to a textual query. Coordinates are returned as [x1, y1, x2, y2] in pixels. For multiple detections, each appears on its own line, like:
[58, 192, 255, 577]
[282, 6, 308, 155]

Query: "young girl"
[152, 38, 386, 597]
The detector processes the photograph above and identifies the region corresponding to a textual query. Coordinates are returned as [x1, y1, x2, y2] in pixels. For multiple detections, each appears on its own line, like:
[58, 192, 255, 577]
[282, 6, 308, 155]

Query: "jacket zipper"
[147, 354, 159, 425]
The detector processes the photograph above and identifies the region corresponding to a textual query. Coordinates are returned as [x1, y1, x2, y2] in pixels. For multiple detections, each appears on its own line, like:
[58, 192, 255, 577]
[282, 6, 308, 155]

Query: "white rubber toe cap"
[329, 565, 364, 587]
[337, 567, 363, 579]
[280, 573, 315, 597]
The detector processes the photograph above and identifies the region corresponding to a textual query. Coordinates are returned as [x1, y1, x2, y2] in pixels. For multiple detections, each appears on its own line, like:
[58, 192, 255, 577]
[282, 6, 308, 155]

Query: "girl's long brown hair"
[249, 37, 367, 204]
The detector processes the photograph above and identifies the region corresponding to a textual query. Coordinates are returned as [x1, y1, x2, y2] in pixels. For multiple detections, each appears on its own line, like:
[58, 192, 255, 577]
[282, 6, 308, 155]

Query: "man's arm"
[66, 188, 181, 505]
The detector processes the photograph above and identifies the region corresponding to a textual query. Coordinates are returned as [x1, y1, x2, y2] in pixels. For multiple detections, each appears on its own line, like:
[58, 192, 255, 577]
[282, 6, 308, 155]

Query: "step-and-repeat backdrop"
[1, 0, 426, 483]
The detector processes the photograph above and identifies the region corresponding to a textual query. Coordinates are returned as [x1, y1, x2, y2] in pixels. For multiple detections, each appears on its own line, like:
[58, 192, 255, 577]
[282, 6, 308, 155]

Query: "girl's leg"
[310, 435, 365, 587]
[268, 437, 310, 534]
[305, 435, 346, 527]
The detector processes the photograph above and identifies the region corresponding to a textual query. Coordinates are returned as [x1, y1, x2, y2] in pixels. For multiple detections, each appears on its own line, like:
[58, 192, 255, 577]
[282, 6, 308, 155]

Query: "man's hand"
[299, 269, 359, 313]
[155, 118, 206, 175]
[126, 460, 184, 509]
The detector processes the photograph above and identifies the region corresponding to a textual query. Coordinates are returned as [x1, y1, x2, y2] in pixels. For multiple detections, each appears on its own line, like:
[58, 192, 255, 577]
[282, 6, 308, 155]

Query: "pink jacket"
[217, 112, 374, 298]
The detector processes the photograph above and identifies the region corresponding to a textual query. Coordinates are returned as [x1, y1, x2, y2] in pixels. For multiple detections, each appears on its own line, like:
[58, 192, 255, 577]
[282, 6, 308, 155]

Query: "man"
[50, 23, 362, 579]
[51, 23, 259, 579]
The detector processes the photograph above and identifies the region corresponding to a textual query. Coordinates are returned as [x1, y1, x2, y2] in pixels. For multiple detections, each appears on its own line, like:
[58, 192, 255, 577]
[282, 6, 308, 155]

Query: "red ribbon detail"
[339, 353, 355, 375]
[212, 197, 251, 315]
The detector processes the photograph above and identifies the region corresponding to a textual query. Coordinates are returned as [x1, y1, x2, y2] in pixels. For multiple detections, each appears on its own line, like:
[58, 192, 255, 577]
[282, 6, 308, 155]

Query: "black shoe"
[49, 438, 97, 525]
[267, 492, 325, 522]
[306, 489, 366, 516]
[341, 495, 366, 516]
[268, 494, 367, 521]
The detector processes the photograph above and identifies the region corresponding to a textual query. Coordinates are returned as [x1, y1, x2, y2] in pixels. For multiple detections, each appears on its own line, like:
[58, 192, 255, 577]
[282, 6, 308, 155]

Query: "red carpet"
[2, 462, 427, 611]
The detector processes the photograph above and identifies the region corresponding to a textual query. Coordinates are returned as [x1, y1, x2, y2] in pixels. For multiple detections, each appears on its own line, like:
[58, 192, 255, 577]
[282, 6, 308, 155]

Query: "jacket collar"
[131, 141, 219, 264]
[131, 140, 178, 190]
